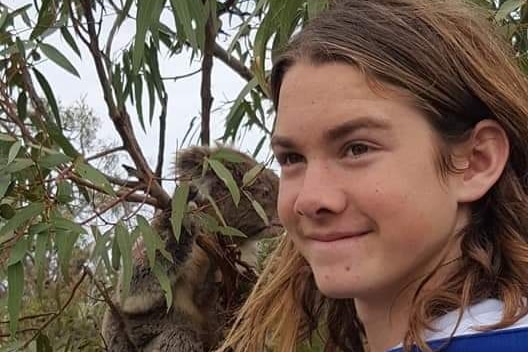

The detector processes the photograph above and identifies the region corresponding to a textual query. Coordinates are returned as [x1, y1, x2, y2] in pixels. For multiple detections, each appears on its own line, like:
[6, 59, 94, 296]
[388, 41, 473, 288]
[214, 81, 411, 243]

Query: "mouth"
[308, 230, 371, 243]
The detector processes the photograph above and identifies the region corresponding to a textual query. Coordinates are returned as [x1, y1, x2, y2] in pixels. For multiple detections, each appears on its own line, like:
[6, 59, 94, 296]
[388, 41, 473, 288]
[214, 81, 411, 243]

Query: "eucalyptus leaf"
[75, 162, 115, 196]
[242, 164, 265, 187]
[115, 222, 133, 303]
[152, 261, 173, 311]
[207, 159, 241, 206]
[218, 225, 247, 238]
[55, 228, 80, 282]
[7, 236, 28, 265]
[7, 261, 24, 336]
[7, 141, 22, 164]
[210, 149, 246, 163]
[137, 215, 172, 264]
[33, 68, 61, 128]
[40, 42, 80, 77]
[170, 182, 190, 242]
[60, 26, 81, 58]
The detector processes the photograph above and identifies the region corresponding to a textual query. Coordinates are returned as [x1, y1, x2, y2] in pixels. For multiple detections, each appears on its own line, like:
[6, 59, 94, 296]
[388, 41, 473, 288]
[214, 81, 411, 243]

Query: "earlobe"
[456, 119, 510, 203]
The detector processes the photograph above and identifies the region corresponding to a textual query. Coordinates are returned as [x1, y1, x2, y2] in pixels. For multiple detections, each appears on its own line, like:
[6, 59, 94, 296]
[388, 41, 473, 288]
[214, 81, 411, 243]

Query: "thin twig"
[161, 68, 202, 81]
[80, 185, 144, 225]
[85, 145, 125, 162]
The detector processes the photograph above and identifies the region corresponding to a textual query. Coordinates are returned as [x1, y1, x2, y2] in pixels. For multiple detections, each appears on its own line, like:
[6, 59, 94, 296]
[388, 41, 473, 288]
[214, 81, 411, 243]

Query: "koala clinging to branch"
[101, 146, 281, 351]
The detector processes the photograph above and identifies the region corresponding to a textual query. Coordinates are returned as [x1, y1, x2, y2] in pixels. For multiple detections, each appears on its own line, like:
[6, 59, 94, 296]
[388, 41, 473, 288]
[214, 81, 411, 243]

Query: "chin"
[313, 275, 360, 299]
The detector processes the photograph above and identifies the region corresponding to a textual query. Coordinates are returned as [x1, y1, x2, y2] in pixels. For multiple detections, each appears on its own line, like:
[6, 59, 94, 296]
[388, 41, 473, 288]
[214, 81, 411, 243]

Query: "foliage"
[0, 0, 524, 350]
[0, 0, 330, 350]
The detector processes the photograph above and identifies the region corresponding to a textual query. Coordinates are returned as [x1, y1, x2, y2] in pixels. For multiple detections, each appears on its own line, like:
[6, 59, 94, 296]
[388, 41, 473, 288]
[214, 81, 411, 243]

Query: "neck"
[356, 291, 412, 352]
[356, 256, 463, 352]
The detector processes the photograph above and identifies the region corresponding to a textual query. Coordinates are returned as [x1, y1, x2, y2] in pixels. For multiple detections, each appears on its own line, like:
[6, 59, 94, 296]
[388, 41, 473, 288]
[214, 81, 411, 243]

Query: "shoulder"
[388, 299, 528, 352]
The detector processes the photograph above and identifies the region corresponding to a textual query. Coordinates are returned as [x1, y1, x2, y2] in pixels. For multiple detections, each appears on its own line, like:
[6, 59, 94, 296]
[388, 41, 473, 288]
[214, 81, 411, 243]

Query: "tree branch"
[78, 0, 171, 209]
[68, 174, 160, 207]
[85, 145, 125, 162]
[200, 12, 216, 146]
[213, 43, 253, 82]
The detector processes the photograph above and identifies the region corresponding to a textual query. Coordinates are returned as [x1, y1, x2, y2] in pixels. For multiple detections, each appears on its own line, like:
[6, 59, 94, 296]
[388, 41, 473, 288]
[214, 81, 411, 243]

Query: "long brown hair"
[217, 1, 528, 351]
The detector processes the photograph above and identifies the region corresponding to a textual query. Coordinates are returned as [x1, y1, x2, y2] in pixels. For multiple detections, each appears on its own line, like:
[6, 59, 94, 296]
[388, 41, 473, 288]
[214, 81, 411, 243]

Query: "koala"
[101, 146, 281, 351]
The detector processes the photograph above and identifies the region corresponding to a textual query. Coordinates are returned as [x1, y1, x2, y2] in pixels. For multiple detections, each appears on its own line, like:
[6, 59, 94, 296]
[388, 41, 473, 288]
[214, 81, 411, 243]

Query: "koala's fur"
[101, 146, 280, 351]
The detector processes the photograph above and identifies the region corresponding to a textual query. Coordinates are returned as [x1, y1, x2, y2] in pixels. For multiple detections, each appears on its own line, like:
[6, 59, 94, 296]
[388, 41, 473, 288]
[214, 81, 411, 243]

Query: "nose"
[293, 162, 347, 219]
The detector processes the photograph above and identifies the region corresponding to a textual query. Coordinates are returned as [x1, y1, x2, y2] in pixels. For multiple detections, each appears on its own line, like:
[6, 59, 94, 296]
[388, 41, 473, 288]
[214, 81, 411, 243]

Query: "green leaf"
[496, 0, 525, 21]
[224, 78, 259, 139]
[40, 42, 80, 77]
[218, 225, 247, 238]
[30, 0, 56, 39]
[56, 180, 73, 204]
[7, 261, 24, 336]
[111, 234, 121, 271]
[242, 164, 265, 187]
[152, 261, 173, 311]
[54, 228, 79, 282]
[170, 182, 190, 241]
[0, 133, 16, 142]
[115, 222, 133, 303]
[60, 26, 81, 58]
[33, 226, 50, 293]
[133, 0, 165, 73]
[75, 162, 115, 196]
[51, 216, 87, 235]
[205, 194, 227, 226]
[251, 198, 269, 226]
[91, 226, 111, 267]
[169, 0, 195, 49]
[133, 76, 145, 131]
[0, 175, 10, 198]
[207, 158, 241, 206]
[37, 152, 71, 169]
[137, 215, 172, 264]
[46, 121, 80, 158]
[7, 236, 28, 265]
[227, 0, 266, 54]
[0, 158, 33, 175]
[33, 68, 61, 129]
[210, 149, 246, 163]
[192, 212, 220, 233]
[7, 140, 22, 164]
[0, 202, 44, 244]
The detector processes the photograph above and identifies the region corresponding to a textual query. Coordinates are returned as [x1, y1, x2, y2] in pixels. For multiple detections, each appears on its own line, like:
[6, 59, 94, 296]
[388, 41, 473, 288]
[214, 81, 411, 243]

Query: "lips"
[307, 230, 371, 242]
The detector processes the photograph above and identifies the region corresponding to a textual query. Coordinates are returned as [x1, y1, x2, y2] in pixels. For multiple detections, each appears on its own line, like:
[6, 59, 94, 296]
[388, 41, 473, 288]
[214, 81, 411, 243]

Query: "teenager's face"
[272, 62, 468, 300]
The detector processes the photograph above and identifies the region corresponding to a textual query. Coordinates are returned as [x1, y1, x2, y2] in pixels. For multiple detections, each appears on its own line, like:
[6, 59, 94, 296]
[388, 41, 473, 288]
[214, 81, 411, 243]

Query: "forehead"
[274, 62, 429, 140]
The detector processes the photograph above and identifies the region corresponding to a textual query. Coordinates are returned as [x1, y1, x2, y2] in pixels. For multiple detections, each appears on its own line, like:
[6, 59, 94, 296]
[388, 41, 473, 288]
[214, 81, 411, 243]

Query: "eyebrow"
[271, 116, 392, 149]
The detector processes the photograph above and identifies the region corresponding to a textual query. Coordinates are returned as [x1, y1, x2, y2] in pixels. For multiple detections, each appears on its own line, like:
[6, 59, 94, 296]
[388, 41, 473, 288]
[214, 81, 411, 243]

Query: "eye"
[276, 152, 305, 166]
[344, 143, 371, 158]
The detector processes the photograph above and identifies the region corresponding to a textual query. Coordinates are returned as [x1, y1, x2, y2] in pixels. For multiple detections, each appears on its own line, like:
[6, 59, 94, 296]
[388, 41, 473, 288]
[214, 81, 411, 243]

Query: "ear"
[454, 119, 510, 203]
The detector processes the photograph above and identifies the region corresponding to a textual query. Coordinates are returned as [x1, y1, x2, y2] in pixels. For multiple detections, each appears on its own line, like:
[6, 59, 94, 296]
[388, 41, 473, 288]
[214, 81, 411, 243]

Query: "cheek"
[277, 179, 297, 227]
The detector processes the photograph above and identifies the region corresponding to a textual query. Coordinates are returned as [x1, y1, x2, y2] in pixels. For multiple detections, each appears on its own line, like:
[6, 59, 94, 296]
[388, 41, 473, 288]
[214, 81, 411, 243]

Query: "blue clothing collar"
[388, 299, 528, 351]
